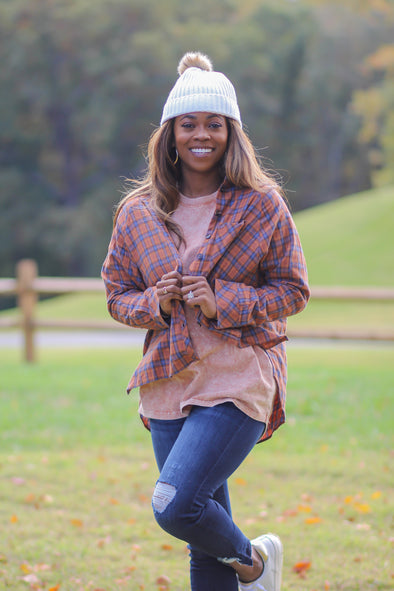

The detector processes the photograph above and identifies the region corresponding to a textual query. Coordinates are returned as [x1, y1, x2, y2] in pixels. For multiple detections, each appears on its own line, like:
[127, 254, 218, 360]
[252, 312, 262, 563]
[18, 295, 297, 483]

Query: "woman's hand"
[182, 275, 217, 319]
[156, 269, 183, 316]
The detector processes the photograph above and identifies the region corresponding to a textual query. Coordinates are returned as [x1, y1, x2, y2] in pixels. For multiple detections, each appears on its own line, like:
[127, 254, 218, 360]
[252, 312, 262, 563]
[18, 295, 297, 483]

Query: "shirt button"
[206, 233, 211, 239]
[197, 254, 203, 260]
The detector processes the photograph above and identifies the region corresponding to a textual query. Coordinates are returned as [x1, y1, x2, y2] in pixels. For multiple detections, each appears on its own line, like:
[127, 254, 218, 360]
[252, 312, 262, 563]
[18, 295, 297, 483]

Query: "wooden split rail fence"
[0, 259, 393, 362]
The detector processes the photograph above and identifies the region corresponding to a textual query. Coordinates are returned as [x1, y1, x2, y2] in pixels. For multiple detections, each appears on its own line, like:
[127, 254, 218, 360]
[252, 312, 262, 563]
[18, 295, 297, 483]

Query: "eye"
[181, 122, 194, 129]
[209, 122, 223, 129]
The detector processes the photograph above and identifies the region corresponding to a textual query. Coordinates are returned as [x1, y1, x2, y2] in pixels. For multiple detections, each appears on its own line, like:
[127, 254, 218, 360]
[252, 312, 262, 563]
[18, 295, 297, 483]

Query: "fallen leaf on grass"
[259, 510, 268, 518]
[115, 576, 131, 585]
[24, 493, 38, 506]
[22, 573, 41, 585]
[305, 516, 323, 524]
[35, 564, 51, 572]
[24, 493, 53, 509]
[235, 477, 247, 486]
[301, 493, 314, 503]
[109, 498, 120, 505]
[11, 477, 26, 486]
[70, 518, 83, 528]
[292, 560, 311, 577]
[354, 502, 371, 514]
[161, 544, 173, 551]
[281, 508, 298, 518]
[371, 490, 382, 500]
[49, 585, 61, 591]
[156, 574, 171, 588]
[97, 536, 112, 548]
[10, 514, 18, 523]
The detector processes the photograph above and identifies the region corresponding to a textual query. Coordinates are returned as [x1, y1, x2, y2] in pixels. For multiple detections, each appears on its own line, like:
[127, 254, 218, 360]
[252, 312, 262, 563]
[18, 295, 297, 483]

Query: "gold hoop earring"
[173, 149, 179, 165]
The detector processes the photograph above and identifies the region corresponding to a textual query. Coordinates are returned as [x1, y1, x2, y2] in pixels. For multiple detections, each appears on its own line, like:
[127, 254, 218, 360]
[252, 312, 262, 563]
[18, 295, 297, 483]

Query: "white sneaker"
[238, 533, 283, 591]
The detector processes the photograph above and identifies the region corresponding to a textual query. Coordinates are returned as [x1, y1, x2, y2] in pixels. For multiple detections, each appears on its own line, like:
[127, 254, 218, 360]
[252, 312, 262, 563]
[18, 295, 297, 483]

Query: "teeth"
[191, 148, 213, 154]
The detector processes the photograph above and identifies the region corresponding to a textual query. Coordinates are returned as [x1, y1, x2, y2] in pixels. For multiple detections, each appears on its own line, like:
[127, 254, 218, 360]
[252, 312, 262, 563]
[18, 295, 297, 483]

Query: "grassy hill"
[1, 186, 393, 333]
[287, 185, 394, 335]
[294, 184, 394, 287]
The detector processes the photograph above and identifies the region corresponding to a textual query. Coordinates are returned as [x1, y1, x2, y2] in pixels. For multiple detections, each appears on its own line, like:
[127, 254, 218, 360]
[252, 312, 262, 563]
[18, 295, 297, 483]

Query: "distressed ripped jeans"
[149, 402, 266, 591]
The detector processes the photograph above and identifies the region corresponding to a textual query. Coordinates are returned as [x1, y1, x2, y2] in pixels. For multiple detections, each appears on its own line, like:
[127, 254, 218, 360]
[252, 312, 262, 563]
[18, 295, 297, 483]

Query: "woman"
[102, 52, 309, 591]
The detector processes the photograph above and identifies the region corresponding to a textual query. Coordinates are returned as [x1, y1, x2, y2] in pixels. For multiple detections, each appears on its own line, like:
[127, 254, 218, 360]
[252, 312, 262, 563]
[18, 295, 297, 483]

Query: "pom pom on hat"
[160, 51, 242, 127]
[177, 52, 213, 76]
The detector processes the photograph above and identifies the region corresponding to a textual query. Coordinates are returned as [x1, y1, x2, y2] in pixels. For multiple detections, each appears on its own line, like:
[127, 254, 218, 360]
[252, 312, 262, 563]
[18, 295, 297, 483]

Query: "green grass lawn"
[1, 346, 392, 590]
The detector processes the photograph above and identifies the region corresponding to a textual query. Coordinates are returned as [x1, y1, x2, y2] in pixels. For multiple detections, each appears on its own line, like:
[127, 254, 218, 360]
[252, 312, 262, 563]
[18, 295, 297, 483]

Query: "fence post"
[17, 259, 38, 363]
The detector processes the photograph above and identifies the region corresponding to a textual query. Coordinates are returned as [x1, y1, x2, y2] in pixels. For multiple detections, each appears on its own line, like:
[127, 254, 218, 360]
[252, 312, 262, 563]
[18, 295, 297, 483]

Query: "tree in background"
[351, 43, 394, 187]
[0, 0, 393, 280]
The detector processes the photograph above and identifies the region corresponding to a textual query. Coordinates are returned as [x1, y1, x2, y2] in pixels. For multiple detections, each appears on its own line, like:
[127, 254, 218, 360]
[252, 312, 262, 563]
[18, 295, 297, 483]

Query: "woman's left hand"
[181, 275, 217, 319]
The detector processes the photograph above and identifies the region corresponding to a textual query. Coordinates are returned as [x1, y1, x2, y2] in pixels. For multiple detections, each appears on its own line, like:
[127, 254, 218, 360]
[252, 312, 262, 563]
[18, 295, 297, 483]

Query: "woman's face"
[173, 112, 228, 176]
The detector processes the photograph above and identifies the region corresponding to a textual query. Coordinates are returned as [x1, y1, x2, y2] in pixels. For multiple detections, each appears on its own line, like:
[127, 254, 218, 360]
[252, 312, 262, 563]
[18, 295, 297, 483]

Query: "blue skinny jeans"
[149, 402, 266, 591]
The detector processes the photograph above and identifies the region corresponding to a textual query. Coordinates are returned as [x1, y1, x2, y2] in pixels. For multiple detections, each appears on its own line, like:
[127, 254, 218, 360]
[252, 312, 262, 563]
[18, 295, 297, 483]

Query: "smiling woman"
[101, 51, 309, 591]
[173, 113, 228, 196]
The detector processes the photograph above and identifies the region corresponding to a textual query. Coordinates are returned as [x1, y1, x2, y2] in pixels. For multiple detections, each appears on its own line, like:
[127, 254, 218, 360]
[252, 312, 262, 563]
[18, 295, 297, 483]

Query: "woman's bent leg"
[150, 403, 265, 590]
[150, 413, 239, 589]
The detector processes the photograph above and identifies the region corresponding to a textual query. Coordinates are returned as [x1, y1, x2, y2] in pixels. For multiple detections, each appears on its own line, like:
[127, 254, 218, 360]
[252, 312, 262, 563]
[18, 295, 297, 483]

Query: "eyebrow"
[179, 113, 224, 121]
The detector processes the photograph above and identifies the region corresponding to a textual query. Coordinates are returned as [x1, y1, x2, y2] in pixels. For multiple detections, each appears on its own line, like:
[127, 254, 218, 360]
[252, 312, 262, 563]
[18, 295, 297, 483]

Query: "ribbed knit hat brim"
[160, 57, 242, 126]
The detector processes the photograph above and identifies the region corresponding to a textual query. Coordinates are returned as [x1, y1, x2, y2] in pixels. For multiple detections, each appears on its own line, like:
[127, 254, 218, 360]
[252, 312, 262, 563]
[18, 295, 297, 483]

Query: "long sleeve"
[101, 207, 170, 331]
[213, 199, 309, 330]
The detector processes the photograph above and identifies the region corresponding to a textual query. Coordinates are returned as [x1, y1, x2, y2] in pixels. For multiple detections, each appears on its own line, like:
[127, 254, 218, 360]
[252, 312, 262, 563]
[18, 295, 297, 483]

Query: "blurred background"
[0, 0, 393, 286]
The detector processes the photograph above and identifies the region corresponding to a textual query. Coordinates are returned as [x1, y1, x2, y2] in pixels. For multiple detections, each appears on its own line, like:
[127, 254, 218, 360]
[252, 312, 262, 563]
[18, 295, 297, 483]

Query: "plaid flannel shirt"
[102, 181, 309, 441]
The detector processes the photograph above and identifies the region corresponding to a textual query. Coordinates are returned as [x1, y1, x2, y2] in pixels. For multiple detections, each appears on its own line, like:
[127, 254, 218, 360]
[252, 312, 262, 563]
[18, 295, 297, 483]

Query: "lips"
[190, 148, 214, 155]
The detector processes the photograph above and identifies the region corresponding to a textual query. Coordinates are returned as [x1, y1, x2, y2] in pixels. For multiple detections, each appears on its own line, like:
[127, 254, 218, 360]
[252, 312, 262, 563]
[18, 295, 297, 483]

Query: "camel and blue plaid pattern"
[102, 182, 309, 441]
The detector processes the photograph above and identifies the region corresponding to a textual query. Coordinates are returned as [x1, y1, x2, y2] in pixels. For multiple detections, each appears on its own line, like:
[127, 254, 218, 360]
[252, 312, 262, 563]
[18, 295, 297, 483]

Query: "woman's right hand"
[156, 269, 183, 316]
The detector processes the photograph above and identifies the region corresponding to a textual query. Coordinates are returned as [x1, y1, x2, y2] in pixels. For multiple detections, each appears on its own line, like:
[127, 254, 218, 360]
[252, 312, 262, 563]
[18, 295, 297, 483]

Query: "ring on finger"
[187, 290, 194, 300]
[163, 287, 168, 294]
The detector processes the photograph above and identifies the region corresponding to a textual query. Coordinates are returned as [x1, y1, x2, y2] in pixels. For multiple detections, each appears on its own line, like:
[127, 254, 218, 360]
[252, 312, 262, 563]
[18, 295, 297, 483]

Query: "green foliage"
[351, 44, 394, 187]
[0, 0, 393, 278]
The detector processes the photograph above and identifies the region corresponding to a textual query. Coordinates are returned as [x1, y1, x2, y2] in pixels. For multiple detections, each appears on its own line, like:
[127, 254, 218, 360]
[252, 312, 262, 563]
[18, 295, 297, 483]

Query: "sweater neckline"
[178, 191, 218, 206]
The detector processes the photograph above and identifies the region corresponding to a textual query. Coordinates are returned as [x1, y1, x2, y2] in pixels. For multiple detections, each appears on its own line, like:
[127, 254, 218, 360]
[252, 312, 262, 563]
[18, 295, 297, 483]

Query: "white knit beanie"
[160, 52, 242, 127]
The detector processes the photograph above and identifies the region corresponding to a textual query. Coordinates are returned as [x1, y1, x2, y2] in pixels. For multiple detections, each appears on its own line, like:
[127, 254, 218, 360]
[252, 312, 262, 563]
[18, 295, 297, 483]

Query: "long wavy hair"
[114, 118, 282, 245]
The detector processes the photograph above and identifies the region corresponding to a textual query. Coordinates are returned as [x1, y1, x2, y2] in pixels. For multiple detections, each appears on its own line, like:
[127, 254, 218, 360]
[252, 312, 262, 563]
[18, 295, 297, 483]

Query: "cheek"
[174, 134, 187, 151]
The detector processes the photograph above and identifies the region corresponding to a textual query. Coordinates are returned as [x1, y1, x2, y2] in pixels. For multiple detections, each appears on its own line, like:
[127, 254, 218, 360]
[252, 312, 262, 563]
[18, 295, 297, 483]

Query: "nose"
[194, 125, 210, 140]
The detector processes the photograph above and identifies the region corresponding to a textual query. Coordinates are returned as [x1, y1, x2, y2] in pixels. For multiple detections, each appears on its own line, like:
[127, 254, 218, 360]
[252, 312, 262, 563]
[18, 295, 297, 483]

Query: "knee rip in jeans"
[152, 481, 176, 513]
